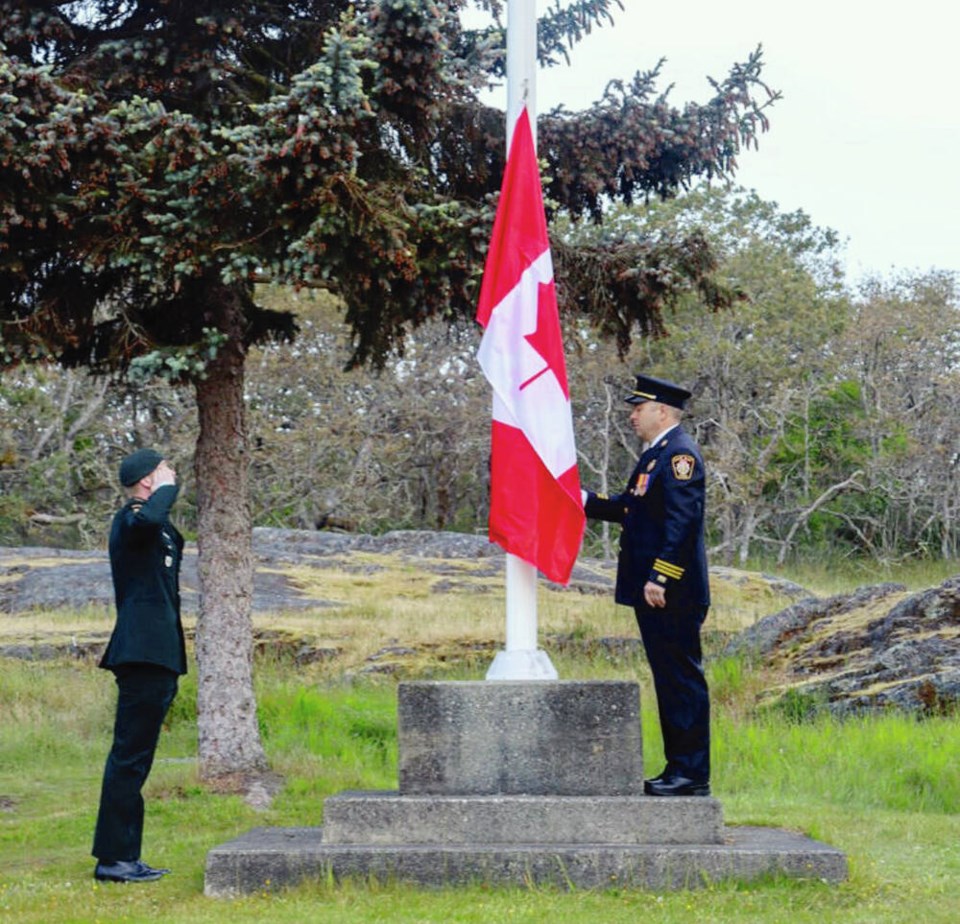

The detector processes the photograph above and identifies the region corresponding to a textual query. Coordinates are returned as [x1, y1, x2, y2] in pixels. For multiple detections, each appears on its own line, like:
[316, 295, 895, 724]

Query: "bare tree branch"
[777, 470, 866, 565]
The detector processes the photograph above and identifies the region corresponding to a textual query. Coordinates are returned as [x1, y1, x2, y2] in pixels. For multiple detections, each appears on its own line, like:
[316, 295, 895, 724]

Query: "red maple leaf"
[520, 281, 569, 398]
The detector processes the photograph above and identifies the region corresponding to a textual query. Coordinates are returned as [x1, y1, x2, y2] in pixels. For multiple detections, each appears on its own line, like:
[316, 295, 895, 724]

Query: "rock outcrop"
[0, 528, 617, 615]
[726, 578, 960, 715]
[3, 530, 958, 715]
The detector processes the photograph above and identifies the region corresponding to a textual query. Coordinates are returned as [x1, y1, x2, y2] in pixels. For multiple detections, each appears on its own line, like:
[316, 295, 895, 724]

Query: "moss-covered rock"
[729, 578, 960, 716]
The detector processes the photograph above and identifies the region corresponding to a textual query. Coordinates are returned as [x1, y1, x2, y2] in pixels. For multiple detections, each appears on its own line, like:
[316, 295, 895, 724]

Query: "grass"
[1, 559, 960, 922]
[748, 555, 960, 595]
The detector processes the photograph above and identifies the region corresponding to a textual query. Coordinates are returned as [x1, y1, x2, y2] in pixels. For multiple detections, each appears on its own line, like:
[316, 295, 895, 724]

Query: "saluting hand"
[150, 461, 177, 490]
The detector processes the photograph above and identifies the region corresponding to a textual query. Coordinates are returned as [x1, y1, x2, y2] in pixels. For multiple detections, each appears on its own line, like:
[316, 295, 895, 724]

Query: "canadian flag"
[476, 107, 585, 585]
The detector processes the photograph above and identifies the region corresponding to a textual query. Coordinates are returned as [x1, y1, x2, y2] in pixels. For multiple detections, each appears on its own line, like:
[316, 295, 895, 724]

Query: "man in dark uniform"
[92, 448, 187, 882]
[583, 374, 711, 796]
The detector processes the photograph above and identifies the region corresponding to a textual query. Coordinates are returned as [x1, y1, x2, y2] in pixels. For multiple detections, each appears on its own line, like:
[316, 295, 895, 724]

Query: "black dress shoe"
[94, 859, 167, 882]
[644, 775, 710, 797]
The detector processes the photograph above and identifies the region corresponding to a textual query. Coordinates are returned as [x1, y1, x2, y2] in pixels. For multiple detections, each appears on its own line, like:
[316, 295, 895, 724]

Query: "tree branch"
[777, 470, 866, 565]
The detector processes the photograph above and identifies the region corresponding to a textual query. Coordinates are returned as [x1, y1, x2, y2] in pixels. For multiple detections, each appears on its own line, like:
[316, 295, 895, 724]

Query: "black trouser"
[92, 664, 178, 862]
[635, 606, 710, 782]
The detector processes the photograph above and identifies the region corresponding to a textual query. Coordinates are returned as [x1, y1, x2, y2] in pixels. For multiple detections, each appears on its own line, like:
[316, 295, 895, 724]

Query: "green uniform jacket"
[99, 483, 187, 675]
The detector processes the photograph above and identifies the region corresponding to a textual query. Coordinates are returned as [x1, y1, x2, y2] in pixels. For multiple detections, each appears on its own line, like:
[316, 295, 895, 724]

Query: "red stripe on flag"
[477, 106, 585, 585]
[488, 420, 584, 585]
[476, 109, 548, 328]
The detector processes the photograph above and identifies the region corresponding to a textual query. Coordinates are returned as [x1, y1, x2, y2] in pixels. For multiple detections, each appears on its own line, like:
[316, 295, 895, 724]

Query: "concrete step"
[204, 824, 849, 896]
[321, 791, 723, 846]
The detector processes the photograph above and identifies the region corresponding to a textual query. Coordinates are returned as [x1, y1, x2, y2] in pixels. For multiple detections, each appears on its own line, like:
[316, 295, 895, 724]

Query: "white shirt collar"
[644, 423, 679, 453]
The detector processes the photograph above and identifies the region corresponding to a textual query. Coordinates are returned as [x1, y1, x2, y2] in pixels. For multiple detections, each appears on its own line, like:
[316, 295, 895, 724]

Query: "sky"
[500, 0, 959, 283]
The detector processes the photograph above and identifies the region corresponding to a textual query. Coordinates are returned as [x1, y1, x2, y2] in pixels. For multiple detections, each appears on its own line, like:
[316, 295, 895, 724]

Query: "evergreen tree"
[1, 1, 777, 777]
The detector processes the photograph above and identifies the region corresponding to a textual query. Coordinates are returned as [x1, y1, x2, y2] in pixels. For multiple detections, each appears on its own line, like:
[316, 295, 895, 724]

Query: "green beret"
[118, 448, 164, 486]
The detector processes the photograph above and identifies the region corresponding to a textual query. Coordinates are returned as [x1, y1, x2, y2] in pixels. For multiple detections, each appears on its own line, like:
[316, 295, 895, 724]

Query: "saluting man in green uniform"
[92, 448, 186, 883]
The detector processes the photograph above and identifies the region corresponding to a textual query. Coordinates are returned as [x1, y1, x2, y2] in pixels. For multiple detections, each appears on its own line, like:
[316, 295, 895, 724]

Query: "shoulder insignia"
[671, 454, 695, 480]
[130, 502, 143, 513]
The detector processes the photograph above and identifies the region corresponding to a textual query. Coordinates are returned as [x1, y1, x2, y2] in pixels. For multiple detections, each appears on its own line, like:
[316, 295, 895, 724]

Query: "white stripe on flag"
[478, 250, 577, 479]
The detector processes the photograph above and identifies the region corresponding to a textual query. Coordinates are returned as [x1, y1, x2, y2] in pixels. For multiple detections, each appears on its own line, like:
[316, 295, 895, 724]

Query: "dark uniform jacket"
[100, 483, 187, 675]
[585, 425, 709, 614]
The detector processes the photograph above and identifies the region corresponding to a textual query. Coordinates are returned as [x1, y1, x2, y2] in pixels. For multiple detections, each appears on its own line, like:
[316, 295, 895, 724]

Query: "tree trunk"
[737, 505, 757, 566]
[193, 289, 267, 779]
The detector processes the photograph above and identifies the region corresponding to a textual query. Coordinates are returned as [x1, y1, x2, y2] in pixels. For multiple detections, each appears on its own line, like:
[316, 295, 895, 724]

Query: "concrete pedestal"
[204, 681, 847, 895]
[398, 681, 643, 795]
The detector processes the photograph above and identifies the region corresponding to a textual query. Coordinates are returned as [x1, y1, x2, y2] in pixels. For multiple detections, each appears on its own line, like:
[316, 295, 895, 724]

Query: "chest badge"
[633, 474, 650, 496]
[671, 454, 695, 480]
[646, 459, 656, 472]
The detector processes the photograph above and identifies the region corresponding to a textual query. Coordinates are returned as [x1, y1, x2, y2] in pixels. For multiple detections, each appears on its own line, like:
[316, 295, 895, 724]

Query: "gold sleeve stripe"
[653, 559, 684, 579]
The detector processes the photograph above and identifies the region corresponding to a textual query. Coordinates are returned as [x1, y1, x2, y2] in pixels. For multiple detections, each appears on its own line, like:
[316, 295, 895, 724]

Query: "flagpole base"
[485, 648, 558, 681]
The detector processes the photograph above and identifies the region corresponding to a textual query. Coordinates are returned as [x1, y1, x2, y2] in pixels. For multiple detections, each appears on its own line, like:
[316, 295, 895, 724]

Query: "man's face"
[629, 400, 665, 442]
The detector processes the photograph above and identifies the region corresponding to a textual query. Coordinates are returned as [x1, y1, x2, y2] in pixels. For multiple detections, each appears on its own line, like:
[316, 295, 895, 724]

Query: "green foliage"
[759, 686, 831, 725]
[0, 1, 779, 373]
[0, 494, 27, 545]
[2, 647, 960, 921]
[127, 328, 228, 385]
[4, 165, 959, 566]
[567, 188, 960, 565]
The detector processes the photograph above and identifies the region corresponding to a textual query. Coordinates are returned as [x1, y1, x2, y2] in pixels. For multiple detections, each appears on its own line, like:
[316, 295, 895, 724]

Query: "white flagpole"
[505, 0, 536, 148]
[486, 0, 558, 682]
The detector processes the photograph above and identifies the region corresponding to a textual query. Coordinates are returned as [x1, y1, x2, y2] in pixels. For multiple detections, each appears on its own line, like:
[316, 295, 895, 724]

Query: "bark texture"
[193, 289, 267, 778]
